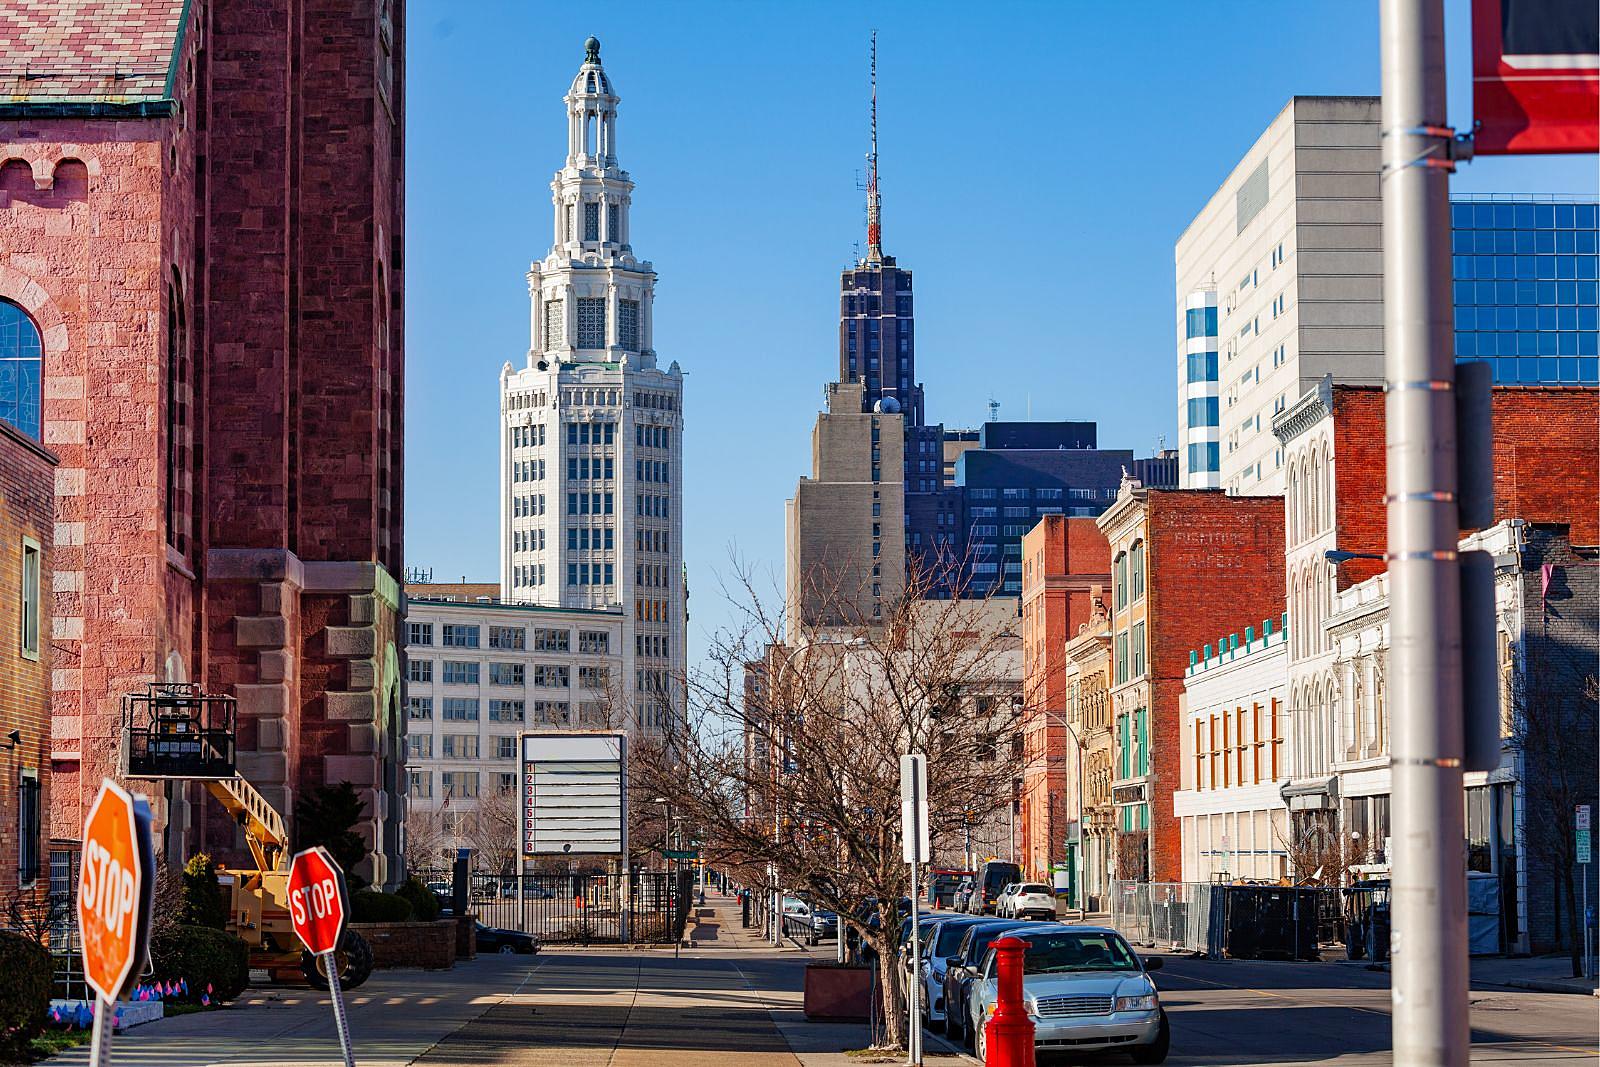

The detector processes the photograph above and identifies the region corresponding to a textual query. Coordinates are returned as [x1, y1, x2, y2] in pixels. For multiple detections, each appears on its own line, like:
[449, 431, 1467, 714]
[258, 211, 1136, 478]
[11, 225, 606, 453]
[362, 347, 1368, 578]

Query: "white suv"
[994, 883, 1021, 917]
[1009, 883, 1057, 921]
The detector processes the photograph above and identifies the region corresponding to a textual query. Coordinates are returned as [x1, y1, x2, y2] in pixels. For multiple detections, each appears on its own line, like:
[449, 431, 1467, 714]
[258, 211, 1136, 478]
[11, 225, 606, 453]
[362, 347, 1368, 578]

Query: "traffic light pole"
[1379, 2, 1470, 1062]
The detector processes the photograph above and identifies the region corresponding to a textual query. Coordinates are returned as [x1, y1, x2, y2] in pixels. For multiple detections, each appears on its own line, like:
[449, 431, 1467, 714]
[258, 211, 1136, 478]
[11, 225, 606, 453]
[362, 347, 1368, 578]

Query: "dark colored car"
[940, 918, 1027, 1042]
[474, 922, 539, 954]
[971, 861, 1023, 915]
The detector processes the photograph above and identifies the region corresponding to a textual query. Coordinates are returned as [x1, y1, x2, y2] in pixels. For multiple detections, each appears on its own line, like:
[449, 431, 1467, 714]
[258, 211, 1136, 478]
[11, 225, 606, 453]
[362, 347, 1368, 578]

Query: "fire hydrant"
[983, 935, 1035, 1067]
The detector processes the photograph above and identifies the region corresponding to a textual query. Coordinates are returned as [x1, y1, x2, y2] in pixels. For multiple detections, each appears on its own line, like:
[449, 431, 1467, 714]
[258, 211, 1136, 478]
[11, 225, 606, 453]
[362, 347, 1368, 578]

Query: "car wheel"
[1130, 1010, 1171, 1064]
[974, 1020, 987, 1061]
[498, 944, 516, 954]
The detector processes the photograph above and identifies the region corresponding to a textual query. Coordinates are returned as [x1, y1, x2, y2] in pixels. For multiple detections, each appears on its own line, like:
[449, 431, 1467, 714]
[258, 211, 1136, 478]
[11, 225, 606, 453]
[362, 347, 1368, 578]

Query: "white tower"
[500, 37, 685, 735]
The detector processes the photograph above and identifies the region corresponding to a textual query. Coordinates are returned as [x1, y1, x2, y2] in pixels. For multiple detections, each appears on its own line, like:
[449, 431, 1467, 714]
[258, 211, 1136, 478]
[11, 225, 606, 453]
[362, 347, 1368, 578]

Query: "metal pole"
[89, 996, 113, 1067]
[324, 952, 357, 1067]
[1380, 1, 1469, 1062]
[907, 856, 922, 1065]
[1075, 737, 1085, 917]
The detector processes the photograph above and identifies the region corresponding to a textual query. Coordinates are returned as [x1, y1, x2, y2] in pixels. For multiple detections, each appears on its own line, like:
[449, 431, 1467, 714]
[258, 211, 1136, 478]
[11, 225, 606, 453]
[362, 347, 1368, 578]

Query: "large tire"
[1131, 1011, 1171, 1064]
[303, 930, 375, 991]
[974, 1019, 988, 1062]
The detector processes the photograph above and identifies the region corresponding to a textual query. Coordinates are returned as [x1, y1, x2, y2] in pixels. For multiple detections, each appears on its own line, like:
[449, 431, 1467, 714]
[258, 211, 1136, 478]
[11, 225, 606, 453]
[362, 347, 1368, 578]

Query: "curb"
[1497, 977, 1600, 996]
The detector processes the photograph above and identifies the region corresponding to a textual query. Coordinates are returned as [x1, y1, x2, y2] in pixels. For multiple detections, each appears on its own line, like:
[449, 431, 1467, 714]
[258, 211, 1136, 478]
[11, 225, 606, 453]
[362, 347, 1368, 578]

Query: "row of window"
[637, 424, 671, 449]
[1185, 306, 1219, 341]
[568, 421, 616, 445]
[512, 529, 546, 553]
[1453, 226, 1597, 255]
[638, 528, 671, 553]
[407, 660, 601, 688]
[510, 423, 547, 447]
[1185, 351, 1219, 384]
[569, 491, 614, 515]
[511, 564, 546, 587]
[1112, 622, 1146, 685]
[637, 459, 670, 484]
[569, 456, 614, 481]
[1458, 303, 1598, 333]
[1190, 699, 1284, 790]
[569, 562, 614, 586]
[638, 493, 669, 518]
[637, 632, 670, 658]
[1452, 254, 1599, 282]
[407, 624, 609, 654]
[511, 494, 546, 517]
[1451, 201, 1597, 231]
[1456, 331, 1599, 359]
[512, 459, 546, 482]
[566, 525, 614, 551]
[637, 562, 672, 588]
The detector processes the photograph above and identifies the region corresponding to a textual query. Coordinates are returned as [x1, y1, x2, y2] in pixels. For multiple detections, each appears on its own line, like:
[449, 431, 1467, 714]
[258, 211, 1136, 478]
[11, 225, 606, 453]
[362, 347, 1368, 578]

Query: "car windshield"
[934, 921, 975, 956]
[1019, 931, 1140, 974]
[1017, 884, 1051, 895]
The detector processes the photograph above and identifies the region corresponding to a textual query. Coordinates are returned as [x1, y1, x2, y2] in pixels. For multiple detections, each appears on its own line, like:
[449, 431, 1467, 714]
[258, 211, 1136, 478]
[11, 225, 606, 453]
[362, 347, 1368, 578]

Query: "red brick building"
[1018, 515, 1110, 881]
[0, 422, 55, 904]
[1096, 482, 1284, 883]
[0, 0, 407, 885]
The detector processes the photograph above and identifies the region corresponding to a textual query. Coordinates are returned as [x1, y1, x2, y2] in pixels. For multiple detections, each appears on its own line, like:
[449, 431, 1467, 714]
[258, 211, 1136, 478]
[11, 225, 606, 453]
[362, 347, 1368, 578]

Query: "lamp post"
[1016, 694, 1089, 916]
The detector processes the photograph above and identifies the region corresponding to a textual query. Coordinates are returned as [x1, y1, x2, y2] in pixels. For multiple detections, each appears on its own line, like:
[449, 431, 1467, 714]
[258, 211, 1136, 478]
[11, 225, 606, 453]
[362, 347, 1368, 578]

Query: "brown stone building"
[0, 0, 406, 885]
[0, 421, 55, 904]
[1018, 515, 1110, 884]
[1096, 480, 1285, 883]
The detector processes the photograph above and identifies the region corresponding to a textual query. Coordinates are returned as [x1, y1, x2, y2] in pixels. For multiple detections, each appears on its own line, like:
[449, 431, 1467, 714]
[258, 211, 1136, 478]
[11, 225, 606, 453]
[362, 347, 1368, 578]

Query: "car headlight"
[1114, 994, 1159, 1012]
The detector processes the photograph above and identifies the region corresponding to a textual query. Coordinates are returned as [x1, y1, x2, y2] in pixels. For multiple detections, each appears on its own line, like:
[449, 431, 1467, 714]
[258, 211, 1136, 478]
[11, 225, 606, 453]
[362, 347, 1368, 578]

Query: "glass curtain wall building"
[1452, 195, 1599, 385]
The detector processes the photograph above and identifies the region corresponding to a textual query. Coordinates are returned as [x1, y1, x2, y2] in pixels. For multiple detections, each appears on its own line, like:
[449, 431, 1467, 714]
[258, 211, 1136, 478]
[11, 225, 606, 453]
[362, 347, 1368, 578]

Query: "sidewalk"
[686, 889, 778, 949]
[1471, 954, 1599, 996]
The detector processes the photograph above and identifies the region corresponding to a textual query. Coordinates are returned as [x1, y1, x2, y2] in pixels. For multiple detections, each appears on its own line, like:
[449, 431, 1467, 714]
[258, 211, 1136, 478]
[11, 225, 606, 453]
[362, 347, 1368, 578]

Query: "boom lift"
[121, 683, 373, 987]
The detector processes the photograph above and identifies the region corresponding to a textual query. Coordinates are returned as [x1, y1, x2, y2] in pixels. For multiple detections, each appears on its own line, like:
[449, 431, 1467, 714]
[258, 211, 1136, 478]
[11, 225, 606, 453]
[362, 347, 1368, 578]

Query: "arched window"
[0, 300, 42, 440]
[1286, 466, 1299, 544]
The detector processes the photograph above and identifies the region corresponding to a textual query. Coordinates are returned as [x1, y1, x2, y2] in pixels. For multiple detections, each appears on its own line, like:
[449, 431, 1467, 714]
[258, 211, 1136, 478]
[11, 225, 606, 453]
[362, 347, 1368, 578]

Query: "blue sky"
[404, 0, 1594, 655]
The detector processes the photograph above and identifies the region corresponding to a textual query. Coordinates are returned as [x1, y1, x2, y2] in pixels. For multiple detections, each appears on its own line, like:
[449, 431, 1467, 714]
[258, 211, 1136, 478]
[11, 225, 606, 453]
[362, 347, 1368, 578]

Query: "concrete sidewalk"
[1472, 954, 1598, 996]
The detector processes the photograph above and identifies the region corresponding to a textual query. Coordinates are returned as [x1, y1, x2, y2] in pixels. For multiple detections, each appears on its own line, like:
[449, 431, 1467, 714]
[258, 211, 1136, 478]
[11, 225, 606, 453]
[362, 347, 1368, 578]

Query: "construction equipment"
[121, 683, 373, 988]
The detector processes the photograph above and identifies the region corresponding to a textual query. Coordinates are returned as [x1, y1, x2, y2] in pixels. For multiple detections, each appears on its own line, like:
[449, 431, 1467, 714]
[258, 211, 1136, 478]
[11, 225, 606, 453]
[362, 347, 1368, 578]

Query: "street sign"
[900, 752, 929, 864]
[1577, 805, 1591, 832]
[521, 732, 627, 856]
[1577, 829, 1592, 866]
[78, 779, 155, 1003]
[1471, 0, 1599, 154]
[288, 847, 350, 956]
[660, 849, 699, 860]
[287, 847, 356, 1067]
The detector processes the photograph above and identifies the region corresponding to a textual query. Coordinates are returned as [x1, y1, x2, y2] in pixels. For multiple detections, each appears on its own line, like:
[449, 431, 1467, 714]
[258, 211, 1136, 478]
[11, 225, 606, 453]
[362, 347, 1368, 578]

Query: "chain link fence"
[1111, 880, 1345, 960]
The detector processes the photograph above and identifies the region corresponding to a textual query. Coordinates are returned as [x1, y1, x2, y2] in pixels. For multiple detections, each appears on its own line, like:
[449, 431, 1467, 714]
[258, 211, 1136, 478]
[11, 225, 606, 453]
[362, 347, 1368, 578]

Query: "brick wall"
[1146, 492, 1285, 882]
[350, 919, 458, 970]
[0, 424, 55, 900]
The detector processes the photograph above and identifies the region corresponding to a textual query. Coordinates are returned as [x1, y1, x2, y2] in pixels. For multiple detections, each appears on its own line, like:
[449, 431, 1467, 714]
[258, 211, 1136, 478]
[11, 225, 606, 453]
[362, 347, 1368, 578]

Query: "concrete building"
[1271, 381, 1599, 850]
[499, 39, 684, 735]
[401, 584, 625, 867]
[1018, 516, 1110, 884]
[1324, 521, 1597, 954]
[1097, 480, 1285, 882]
[1174, 619, 1290, 883]
[1063, 609, 1113, 909]
[0, 0, 407, 884]
[1177, 96, 1600, 494]
[0, 421, 54, 904]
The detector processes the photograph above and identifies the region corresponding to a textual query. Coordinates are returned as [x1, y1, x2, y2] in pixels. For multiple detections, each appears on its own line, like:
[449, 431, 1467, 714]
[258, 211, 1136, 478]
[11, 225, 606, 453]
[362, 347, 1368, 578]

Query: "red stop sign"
[287, 847, 349, 955]
[78, 780, 154, 1002]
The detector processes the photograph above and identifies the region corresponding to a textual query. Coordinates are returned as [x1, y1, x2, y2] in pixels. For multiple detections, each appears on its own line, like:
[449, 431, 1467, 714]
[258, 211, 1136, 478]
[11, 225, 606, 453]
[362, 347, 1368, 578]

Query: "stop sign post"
[287, 847, 355, 1067]
[77, 779, 156, 1067]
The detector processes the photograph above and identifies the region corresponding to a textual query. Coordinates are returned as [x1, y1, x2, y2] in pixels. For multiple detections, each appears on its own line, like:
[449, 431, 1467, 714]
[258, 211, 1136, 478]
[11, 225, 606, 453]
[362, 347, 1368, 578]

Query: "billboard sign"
[1473, 0, 1599, 154]
[521, 731, 627, 856]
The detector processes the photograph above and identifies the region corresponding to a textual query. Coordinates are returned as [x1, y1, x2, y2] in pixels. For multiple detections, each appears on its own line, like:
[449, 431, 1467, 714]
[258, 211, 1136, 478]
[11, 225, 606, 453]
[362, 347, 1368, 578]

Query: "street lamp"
[1015, 694, 1089, 917]
[1324, 549, 1384, 565]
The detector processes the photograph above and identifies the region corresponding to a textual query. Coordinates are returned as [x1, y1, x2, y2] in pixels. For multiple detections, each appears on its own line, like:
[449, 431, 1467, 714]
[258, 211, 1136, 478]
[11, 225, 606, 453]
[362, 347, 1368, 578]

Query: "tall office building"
[499, 38, 684, 734]
[1177, 96, 1599, 495]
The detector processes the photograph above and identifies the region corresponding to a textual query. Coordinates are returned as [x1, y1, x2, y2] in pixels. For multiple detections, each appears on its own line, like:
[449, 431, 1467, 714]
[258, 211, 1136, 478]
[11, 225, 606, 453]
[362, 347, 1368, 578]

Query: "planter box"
[803, 963, 872, 1020]
[350, 919, 458, 970]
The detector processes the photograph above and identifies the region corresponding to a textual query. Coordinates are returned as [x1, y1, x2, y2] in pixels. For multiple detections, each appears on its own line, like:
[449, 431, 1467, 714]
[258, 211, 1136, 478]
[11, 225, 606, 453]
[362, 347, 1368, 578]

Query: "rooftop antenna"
[865, 30, 883, 265]
[987, 397, 1000, 423]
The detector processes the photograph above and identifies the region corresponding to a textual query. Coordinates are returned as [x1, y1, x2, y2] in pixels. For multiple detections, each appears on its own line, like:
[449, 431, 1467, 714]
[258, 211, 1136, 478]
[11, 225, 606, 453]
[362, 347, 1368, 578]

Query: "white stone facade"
[498, 40, 684, 734]
[402, 592, 625, 859]
[1175, 96, 1384, 495]
[1174, 622, 1291, 883]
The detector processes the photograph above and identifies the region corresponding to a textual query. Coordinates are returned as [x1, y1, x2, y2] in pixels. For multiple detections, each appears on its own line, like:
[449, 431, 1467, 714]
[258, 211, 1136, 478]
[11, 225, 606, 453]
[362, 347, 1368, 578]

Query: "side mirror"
[1143, 957, 1164, 971]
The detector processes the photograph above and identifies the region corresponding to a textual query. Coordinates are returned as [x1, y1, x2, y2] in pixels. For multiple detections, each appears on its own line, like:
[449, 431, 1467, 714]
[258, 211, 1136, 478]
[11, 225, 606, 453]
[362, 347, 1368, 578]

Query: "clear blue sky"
[404, 0, 1594, 656]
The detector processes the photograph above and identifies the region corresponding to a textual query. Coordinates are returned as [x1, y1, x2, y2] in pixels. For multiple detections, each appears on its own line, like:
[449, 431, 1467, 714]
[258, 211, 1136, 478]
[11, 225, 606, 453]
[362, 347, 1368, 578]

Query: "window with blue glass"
[1186, 441, 1219, 473]
[1185, 351, 1218, 383]
[0, 301, 42, 440]
[1185, 306, 1218, 340]
[1185, 396, 1219, 427]
[1451, 198, 1599, 385]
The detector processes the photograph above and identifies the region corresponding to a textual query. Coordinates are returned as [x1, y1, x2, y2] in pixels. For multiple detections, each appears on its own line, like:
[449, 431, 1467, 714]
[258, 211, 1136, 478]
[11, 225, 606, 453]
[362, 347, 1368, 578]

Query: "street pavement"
[44, 898, 1599, 1066]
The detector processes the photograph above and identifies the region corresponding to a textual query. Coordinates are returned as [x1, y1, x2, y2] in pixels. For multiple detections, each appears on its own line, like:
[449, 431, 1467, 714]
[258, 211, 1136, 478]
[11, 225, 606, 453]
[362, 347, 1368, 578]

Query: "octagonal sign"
[78, 779, 155, 1002]
[287, 846, 349, 956]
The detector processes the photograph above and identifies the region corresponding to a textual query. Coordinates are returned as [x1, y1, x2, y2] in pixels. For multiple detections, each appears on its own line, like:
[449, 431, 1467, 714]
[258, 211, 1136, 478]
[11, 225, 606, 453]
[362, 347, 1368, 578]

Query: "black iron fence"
[413, 867, 692, 944]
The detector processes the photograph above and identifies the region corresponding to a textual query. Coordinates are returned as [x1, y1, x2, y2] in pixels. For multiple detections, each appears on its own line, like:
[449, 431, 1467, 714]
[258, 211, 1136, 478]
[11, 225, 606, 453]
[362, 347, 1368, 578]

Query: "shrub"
[396, 878, 441, 922]
[149, 924, 250, 1002]
[350, 889, 413, 923]
[178, 853, 228, 929]
[0, 931, 51, 1053]
[294, 783, 370, 888]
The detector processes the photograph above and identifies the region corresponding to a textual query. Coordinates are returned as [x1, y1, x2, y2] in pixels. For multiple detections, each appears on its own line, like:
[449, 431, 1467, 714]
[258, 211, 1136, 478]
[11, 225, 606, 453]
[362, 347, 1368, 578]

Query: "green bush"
[294, 783, 370, 888]
[0, 931, 51, 1053]
[350, 889, 413, 923]
[178, 853, 228, 929]
[149, 924, 250, 1002]
[396, 877, 441, 922]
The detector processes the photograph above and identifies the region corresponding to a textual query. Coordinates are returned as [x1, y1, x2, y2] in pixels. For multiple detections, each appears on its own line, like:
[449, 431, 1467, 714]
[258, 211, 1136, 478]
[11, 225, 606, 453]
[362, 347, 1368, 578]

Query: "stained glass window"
[0, 301, 42, 440]
[576, 297, 606, 348]
[544, 299, 563, 348]
[584, 202, 600, 241]
[619, 299, 640, 350]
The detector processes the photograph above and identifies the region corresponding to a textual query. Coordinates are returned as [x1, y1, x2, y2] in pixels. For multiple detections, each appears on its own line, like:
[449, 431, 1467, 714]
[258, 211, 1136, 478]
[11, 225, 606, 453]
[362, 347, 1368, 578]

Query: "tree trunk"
[874, 936, 904, 1051]
[1564, 860, 1581, 978]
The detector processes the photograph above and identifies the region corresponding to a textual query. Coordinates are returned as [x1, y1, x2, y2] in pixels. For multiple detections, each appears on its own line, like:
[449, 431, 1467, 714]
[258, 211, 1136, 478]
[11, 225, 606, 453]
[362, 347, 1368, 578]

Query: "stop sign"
[287, 847, 349, 956]
[78, 779, 155, 1002]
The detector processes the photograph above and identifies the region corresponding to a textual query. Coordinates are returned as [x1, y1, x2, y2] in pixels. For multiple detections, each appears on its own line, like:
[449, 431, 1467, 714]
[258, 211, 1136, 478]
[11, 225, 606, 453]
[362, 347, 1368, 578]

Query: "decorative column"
[606, 282, 619, 351]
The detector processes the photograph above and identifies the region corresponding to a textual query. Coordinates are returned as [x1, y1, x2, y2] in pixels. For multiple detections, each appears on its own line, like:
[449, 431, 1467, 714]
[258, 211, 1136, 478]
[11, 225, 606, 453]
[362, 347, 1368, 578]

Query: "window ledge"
[166, 545, 196, 581]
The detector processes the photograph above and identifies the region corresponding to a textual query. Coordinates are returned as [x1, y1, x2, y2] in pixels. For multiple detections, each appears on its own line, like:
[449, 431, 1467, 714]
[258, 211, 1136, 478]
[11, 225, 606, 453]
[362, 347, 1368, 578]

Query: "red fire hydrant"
[983, 935, 1035, 1067]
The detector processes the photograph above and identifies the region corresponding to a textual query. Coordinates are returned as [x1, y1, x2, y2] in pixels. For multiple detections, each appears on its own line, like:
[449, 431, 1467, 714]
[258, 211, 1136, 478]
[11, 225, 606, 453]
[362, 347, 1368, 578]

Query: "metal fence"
[1111, 881, 1345, 960]
[414, 868, 692, 944]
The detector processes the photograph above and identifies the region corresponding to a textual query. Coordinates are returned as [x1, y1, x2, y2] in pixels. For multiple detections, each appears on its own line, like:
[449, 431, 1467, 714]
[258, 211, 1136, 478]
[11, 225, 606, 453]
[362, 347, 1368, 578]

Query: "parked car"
[781, 896, 839, 945]
[1008, 882, 1057, 921]
[965, 924, 1168, 1064]
[474, 922, 539, 955]
[894, 913, 940, 977]
[969, 861, 1022, 914]
[994, 883, 1022, 917]
[941, 919, 1027, 1043]
[916, 915, 983, 1030]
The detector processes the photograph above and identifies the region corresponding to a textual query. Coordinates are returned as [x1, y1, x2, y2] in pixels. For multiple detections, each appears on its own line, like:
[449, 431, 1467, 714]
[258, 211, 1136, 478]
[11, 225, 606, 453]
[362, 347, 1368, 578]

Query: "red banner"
[1473, 0, 1599, 154]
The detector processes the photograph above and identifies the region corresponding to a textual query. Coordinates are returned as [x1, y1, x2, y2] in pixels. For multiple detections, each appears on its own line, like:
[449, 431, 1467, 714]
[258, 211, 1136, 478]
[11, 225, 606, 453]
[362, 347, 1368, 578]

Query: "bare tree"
[635, 559, 1022, 1052]
[404, 804, 450, 874]
[472, 785, 523, 877]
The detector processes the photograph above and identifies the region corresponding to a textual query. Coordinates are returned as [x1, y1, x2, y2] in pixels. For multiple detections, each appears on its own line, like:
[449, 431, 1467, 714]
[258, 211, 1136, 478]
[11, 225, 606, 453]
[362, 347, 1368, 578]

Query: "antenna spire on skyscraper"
[865, 30, 883, 265]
